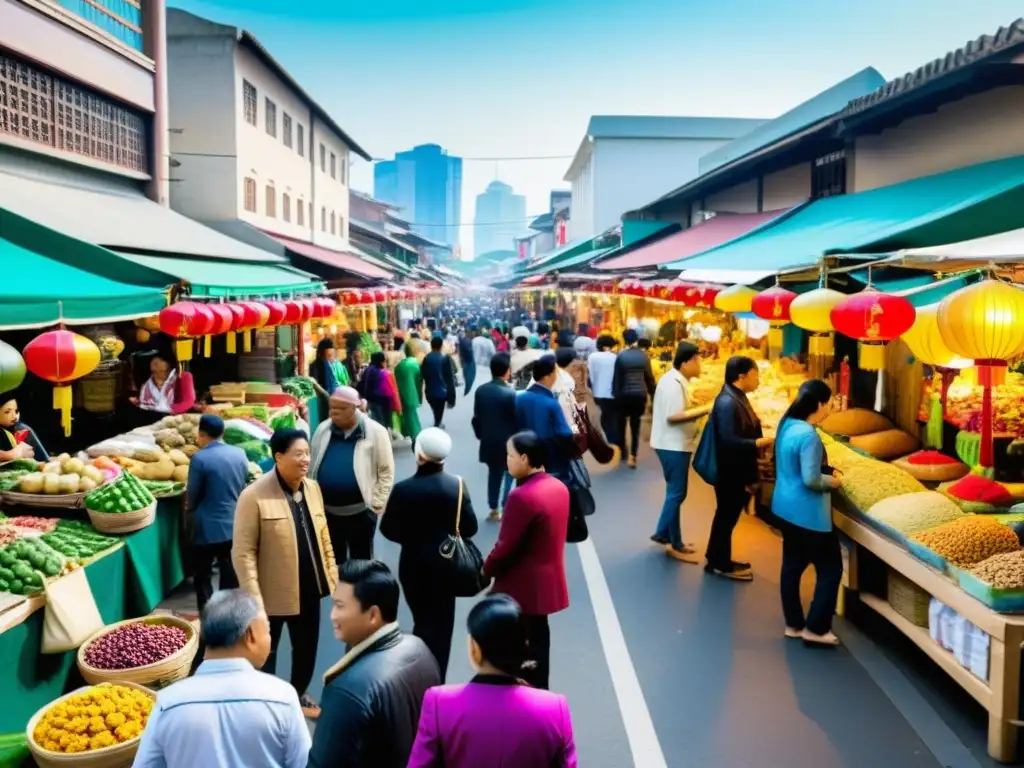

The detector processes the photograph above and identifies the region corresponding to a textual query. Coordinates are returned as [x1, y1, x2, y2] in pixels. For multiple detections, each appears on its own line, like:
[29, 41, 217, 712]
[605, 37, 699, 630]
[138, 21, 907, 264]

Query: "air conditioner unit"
[693, 210, 717, 222]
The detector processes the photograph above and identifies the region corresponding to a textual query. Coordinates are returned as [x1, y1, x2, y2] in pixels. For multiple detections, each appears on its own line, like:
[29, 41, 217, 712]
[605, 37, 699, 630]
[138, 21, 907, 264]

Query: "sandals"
[300, 694, 321, 720]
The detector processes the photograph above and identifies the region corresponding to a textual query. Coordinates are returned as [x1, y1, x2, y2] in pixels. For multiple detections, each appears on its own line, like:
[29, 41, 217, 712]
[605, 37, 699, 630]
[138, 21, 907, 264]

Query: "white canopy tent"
[895, 227, 1024, 269]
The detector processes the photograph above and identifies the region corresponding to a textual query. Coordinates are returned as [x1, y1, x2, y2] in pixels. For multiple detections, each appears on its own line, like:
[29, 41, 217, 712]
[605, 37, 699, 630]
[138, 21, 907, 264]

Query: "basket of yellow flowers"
[26, 681, 154, 767]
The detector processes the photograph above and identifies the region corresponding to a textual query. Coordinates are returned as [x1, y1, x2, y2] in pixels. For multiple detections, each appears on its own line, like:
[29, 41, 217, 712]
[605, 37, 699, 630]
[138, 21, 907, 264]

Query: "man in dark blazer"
[515, 354, 575, 480]
[472, 353, 518, 521]
[420, 335, 456, 429]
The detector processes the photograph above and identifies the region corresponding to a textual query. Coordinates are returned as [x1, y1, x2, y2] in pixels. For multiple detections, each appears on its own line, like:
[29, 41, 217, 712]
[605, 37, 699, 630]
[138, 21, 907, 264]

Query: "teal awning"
[662, 155, 1024, 273]
[522, 246, 611, 277]
[113, 253, 323, 298]
[526, 238, 602, 273]
[0, 236, 167, 329]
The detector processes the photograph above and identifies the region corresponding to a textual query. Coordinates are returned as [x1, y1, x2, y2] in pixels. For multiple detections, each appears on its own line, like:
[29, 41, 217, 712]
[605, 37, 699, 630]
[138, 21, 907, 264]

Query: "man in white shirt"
[650, 341, 711, 563]
[134, 590, 310, 768]
[587, 334, 619, 444]
[471, 327, 496, 372]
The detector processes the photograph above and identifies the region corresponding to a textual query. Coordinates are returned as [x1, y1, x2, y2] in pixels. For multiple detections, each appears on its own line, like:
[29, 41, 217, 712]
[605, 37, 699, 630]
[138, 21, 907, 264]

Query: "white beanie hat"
[415, 427, 452, 463]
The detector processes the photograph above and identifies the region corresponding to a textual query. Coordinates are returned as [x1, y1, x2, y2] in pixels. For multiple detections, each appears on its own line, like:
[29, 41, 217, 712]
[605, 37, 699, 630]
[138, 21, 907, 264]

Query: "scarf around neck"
[323, 621, 400, 684]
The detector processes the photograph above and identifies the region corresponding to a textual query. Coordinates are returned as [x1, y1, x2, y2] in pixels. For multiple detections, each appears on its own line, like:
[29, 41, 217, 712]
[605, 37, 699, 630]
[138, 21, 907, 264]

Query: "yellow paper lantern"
[937, 279, 1024, 362]
[790, 287, 844, 357]
[902, 304, 971, 369]
[713, 284, 757, 314]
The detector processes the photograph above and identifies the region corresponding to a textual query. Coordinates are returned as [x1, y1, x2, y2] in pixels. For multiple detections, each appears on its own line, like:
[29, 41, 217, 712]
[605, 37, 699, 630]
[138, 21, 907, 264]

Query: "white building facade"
[166, 9, 368, 251]
[563, 116, 767, 241]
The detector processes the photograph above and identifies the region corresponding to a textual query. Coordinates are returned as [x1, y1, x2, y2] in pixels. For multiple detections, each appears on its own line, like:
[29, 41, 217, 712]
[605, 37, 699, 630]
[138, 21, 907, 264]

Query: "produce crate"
[958, 569, 1024, 614]
[887, 568, 931, 627]
[77, 614, 198, 687]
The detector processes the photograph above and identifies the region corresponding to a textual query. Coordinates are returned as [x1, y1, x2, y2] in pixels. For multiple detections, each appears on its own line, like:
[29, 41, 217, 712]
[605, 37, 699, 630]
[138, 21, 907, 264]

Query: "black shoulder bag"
[439, 478, 488, 596]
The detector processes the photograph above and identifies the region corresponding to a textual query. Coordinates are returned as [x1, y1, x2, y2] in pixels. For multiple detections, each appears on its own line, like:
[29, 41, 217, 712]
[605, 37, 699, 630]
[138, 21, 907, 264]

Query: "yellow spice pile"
[911, 516, 1020, 568]
[33, 684, 151, 754]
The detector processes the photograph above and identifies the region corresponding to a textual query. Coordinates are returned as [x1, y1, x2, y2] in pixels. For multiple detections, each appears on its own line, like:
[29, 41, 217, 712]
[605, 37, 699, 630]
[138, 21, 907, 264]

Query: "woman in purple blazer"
[407, 595, 577, 768]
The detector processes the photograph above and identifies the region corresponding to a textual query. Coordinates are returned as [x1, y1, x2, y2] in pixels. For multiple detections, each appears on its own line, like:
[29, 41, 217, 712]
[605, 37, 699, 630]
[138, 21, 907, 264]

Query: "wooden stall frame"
[836, 511, 1024, 762]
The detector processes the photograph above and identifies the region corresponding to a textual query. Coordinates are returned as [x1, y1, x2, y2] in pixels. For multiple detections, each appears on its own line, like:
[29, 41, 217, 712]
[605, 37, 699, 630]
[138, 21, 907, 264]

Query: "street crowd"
[131, 313, 846, 767]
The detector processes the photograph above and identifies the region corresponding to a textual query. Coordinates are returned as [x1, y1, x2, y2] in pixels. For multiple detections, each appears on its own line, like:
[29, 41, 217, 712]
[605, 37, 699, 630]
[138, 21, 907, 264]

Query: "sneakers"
[650, 534, 670, 545]
[704, 563, 753, 581]
[627, 456, 637, 469]
[666, 546, 700, 564]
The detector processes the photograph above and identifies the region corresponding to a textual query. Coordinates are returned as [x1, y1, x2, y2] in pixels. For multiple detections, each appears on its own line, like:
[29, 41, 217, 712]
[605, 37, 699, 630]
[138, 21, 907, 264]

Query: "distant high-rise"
[474, 181, 526, 259]
[373, 144, 462, 248]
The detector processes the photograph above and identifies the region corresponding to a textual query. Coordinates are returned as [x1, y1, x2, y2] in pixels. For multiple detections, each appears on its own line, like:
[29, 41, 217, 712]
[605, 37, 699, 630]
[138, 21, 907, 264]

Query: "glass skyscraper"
[373, 144, 462, 248]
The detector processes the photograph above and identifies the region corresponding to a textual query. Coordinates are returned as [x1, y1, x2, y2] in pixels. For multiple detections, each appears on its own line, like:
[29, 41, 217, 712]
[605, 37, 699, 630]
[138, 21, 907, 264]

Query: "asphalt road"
[240, 373, 1011, 767]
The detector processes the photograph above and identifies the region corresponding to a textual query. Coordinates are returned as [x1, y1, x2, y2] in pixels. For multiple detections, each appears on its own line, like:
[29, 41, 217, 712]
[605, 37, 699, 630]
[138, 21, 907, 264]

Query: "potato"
[146, 459, 176, 481]
[167, 449, 190, 466]
[78, 477, 98, 492]
[127, 464, 146, 477]
[42, 473, 61, 494]
[81, 465, 105, 485]
[42, 461, 62, 475]
[133, 448, 166, 463]
[172, 465, 189, 483]
[182, 445, 199, 458]
[18, 473, 44, 493]
[58, 474, 80, 494]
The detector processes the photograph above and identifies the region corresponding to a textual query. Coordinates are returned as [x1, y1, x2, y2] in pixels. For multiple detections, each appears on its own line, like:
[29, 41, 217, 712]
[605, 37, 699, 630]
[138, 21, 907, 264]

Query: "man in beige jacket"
[310, 386, 395, 566]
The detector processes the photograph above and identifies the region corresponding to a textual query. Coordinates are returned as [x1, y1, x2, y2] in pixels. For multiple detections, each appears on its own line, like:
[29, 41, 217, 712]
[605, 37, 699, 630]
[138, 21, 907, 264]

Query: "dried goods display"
[938, 475, 1016, 513]
[910, 516, 1020, 568]
[30, 683, 153, 753]
[892, 451, 971, 483]
[969, 551, 1024, 590]
[823, 436, 926, 511]
[866, 492, 967, 535]
[83, 622, 189, 671]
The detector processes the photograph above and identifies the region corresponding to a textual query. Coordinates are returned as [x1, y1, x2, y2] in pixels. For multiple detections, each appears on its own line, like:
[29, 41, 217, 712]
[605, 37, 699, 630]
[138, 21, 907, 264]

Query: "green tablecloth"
[0, 498, 184, 735]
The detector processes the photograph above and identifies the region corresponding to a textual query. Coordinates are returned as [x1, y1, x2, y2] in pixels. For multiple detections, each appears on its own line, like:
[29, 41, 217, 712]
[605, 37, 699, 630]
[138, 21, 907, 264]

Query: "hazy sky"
[171, 0, 1020, 257]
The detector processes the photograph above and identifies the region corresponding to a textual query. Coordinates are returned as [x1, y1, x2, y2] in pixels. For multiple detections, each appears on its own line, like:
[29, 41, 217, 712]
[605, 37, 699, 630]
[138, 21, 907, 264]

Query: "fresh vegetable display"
[83, 622, 189, 670]
[83, 472, 154, 514]
[111, 445, 189, 483]
[13, 454, 115, 495]
[282, 376, 316, 401]
[0, 538, 63, 594]
[5, 515, 58, 533]
[0, 526, 17, 547]
[139, 479, 185, 497]
[247, 461, 263, 485]
[42, 523, 118, 564]
[0, 469, 30, 491]
[31, 683, 152, 753]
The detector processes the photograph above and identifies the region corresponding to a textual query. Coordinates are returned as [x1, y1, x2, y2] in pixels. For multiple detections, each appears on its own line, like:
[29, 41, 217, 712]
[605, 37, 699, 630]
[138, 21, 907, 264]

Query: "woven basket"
[78, 614, 198, 687]
[26, 681, 155, 768]
[2, 490, 85, 509]
[86, 501, 156, 534]
[887, 568, 931, 627]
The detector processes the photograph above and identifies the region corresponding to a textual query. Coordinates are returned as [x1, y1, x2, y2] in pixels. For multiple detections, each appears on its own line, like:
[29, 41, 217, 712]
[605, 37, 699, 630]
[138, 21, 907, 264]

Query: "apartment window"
[319, 144, 325, 172]
[297, 199, 305, 226]
[282, 113, 292, 148]
[297, 123, 304, 156]
[339, 214, 345, 235]
[330, 211, 336, 235]
[309, 202, 313, 227]
[282, 193, 291, 222]
[340, 157, 346, 185]
[265, 98, 276, 137]
[265, 185, 276, 218]
[330, 152, 336, 179]
[242, 80, 257, 126]
[811, 150, 846, 199]
[243, 177, 256, 212]
[321, 207, 326, 232]
[53, 0, 142, 51]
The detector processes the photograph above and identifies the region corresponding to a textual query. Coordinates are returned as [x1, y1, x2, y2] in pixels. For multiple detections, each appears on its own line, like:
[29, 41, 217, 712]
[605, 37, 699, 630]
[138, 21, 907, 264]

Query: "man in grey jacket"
[310, 387, 395, 565]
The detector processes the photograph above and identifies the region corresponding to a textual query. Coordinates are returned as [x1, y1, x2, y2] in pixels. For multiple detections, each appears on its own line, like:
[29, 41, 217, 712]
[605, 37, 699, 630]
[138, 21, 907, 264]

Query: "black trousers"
[193, 540, 238, 614]
[427, 397, 447, 428]
[404, 576, 456, 682]
[463, 361, 476, 395]
[780, 524, 843, 635]
[595, 398, 617, 447]
[263, 598, 321, 698]
[326, 510, 376, 565]
[616, 396, 647, 459]
[706, 483, 751, 570]
[524, 614, 551, 690]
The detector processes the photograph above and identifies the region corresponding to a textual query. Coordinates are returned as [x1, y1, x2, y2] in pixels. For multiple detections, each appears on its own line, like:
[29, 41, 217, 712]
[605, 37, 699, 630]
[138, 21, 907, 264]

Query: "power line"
[396, 214, 556, 228]
[364, 154, 573, 163]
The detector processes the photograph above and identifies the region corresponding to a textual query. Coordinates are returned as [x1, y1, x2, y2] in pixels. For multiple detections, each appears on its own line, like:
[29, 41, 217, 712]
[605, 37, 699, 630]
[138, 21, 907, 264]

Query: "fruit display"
[867, 491, 967, 535]
[83, 621, 189, 670]
[31, 683, 152, 753]
[0, 538, 63, 594]
[943, 377, 1024, 437]
[823, 436, 926, 511]
[12, 454, 115, 496]
[41, 523, 119, 564]
[969, 550, 1024, 590]
[911, 516, 1020, 568]
[83, 472, 155, 515]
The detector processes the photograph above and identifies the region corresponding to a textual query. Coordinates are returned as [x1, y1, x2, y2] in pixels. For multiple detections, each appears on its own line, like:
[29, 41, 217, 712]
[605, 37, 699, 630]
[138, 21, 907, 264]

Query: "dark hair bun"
[467, 595, 529, 678]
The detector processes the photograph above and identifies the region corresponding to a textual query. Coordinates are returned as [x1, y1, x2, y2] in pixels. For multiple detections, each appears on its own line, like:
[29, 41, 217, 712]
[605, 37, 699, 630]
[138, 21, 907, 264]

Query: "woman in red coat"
[483, 430, 569, 690]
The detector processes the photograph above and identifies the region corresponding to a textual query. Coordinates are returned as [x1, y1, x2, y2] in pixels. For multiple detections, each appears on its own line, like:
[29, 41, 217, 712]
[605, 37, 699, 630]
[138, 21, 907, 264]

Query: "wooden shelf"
[858, 592, 991, 707]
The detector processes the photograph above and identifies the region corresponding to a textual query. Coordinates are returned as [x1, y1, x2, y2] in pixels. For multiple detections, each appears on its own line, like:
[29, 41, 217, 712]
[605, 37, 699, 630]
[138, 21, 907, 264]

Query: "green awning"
[526, 238, 601, 273]
[662, 155, 1024, 273]
[113, 253, 323, 298]
[522, 247, 612, 277]
[0, 236, 167, 329]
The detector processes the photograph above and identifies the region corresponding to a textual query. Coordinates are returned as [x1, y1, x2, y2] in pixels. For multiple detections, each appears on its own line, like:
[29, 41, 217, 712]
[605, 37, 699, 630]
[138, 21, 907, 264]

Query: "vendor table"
[836, 509, 1024, 763]
[0, 498, 184, 734]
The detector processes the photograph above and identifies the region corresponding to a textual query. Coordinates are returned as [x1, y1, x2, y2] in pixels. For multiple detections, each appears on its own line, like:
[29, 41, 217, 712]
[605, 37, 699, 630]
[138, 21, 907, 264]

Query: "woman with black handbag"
[380, 427, 480, 681]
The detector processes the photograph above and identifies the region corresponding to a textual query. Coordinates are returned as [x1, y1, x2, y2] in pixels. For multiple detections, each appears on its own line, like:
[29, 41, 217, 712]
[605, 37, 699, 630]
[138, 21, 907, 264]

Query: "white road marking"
[577, 538, 668, 768]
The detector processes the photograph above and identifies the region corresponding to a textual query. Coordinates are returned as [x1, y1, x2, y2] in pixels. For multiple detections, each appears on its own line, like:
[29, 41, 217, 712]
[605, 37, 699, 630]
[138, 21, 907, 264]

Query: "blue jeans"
[654, 449, 691, 549]
[486, 463, 516, 511]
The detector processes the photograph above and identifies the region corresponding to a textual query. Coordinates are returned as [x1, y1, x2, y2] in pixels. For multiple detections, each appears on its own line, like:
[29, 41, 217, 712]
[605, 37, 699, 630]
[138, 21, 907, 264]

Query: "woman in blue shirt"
[771, 379, 843, 647]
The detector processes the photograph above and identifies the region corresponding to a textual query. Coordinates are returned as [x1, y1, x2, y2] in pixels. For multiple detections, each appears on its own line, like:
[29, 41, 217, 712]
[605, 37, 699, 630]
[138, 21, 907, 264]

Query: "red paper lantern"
[207, 304, 234, 336]
[373, 288, 388, 303]
[23, 330, 101, 436]
[831, 289, 916, 371]
[751, 286, 797, 324]
[297, 299, 315, 323]
[321, 297, 338, 316]
[263, 301, 288, 327]
[224, 303, 246, 330]
[186, 304, 216, 337]
[279, 300, 301, 325]
[158, 301, 202, 362]
[360, 291, 376, 305]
